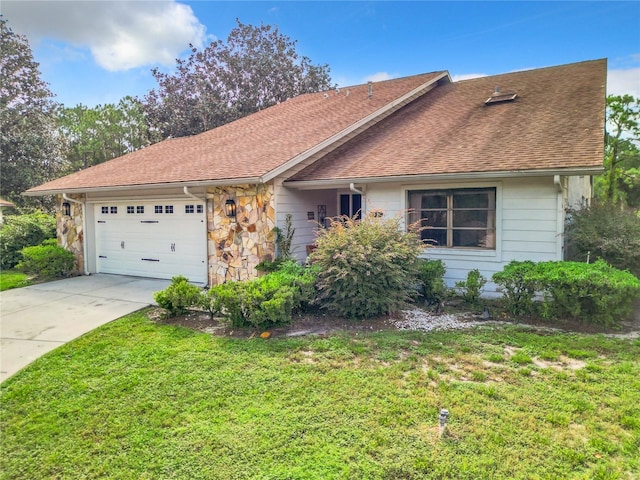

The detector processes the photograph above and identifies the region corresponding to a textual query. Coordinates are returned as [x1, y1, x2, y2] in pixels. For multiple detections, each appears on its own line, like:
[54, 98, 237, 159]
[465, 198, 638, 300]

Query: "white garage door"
[95, 200, 207, 283]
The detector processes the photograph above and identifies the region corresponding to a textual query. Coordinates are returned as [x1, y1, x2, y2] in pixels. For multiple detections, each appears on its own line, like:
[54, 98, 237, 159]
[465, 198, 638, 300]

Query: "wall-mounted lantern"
[307, 211, 315, 220]
[224, 199, 237, 220]
[62, 202, 71, 216]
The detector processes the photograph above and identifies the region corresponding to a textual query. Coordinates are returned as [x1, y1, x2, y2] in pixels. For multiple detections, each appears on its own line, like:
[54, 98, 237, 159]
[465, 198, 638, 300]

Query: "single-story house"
[0, 197, 16, 223]
[25, 59, 606, 293]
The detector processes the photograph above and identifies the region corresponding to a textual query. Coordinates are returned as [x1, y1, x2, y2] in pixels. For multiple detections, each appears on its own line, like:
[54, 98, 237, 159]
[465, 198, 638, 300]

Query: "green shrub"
[0, 212, 56, 269]
[153, 275, 202, 317]
[530, 260, 640, 327]
[455, 269, 487, 309]
[206, 261, 317, 328]
[492, 261, 538, 317]
[311, 213, 424, 319]
[417, 259, 448, 306]
[565, 202, 640, 277]
[16, 244, 75, 280]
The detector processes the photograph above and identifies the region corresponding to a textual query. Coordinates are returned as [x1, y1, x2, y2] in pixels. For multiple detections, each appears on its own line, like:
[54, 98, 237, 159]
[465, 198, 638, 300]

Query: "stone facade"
[57, 194, 85, 274]
[207, 184, 276, 285]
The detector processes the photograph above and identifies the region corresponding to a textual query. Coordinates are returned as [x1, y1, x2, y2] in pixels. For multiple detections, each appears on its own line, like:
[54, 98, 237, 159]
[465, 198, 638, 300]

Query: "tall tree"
[58, 97, 155, 174]
[599, 94, 640, 204]
[141, 20, 333, 139]
[0, 17, 63, 209]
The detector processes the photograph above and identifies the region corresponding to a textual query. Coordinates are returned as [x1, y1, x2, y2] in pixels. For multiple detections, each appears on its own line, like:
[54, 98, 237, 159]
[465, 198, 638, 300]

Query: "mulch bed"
[149, 300, 640, 340]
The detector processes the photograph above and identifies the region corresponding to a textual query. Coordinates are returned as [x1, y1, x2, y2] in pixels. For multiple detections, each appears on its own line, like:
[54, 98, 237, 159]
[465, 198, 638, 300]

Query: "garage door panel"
[95, 200, 207, 283]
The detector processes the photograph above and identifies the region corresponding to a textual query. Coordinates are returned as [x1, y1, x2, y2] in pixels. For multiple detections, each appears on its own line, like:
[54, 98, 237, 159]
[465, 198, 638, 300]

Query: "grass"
[0, 270, 30, 291]
[1, 310, 639, 479]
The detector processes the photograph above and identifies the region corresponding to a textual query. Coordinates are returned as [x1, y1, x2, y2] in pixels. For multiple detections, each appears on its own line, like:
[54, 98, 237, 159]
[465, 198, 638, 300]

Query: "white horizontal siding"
[364, 177, 563, 295]
[274, 181, 337, 261]
[278, 175, 582, 296]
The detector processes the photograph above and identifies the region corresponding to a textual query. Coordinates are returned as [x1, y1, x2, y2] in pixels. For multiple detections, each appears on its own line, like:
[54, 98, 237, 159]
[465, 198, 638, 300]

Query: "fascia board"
[22, 177, 264, 197]
[283, 167, 604, 190]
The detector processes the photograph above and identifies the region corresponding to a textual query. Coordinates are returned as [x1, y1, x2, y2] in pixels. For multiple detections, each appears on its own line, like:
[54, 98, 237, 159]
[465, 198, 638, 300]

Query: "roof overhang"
[22, 177, 264, 197]
[283, 166, 604, 190]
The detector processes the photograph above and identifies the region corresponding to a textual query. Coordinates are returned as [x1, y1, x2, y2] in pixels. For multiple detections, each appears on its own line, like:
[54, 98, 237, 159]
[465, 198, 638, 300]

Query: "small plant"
[492, 261, 538, 318]
[510, 351, 533, 365]
[273, 213, 295, 260]
[416, 259, 449, 309]
[153, 275, 201, 317]
[16, 244, 76, 280]
[206, 261, 317, 328]
[455, 269, 487, 309]
[255, 258, 283, 274]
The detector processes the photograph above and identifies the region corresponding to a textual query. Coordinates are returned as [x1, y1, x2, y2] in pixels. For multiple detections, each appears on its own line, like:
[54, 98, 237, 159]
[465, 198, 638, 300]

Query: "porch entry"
[339, 193, 362, 219]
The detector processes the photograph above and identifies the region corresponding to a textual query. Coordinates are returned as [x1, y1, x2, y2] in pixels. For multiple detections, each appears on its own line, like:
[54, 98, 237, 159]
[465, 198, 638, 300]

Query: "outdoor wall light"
[62, 202, 71, 216]
[307, 211, 315, 220]
[224, 199, 237, 220]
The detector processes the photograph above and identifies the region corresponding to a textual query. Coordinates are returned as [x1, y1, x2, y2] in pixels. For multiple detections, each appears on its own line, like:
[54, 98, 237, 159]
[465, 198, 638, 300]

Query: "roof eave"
[283, 166, 604, 189]
[22, 177, 265, 197]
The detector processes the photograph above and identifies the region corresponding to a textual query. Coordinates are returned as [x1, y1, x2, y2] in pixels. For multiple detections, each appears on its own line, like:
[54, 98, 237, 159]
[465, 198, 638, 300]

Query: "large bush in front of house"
[493, 260, 640, 327]
[154, 275, 202, 317]
[16, 243, 76, 280]
[311, 213, 424, 319]
[0, 211, 56, 269]
[531, 260, 640, 327]
[203, 261, 317, 328]
[565, 202, 640, 277]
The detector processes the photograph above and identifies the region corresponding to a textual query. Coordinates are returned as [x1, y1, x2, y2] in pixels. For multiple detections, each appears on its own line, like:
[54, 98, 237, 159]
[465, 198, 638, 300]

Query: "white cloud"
[451, 73, 487, 82]
[364, 71, 395, 82]
[607, 68, 640, 98]
[2, 0, 208, 71]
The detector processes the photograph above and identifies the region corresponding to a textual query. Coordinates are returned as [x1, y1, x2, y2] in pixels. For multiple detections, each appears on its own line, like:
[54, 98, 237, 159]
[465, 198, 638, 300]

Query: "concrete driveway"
[0, 274, 171, 383]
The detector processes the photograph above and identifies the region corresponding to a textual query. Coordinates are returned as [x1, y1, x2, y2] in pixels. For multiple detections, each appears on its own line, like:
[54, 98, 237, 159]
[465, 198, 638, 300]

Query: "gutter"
[62, 193, 89, 275]
[284, 167, 604, 190]
[23, 177, 263, 197]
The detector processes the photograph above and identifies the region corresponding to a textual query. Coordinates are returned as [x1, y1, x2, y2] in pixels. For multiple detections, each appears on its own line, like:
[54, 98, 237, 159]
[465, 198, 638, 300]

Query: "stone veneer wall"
[56, 194, 85, 274]
[207, 184, 276, 285]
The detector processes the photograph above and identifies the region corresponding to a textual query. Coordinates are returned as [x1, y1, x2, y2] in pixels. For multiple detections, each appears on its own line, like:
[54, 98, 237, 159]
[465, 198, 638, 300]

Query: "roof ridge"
[454, 58, 607, 84]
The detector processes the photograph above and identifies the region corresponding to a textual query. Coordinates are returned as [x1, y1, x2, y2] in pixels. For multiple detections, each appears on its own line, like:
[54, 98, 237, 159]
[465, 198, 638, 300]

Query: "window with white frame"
[407, 188, 496, 249]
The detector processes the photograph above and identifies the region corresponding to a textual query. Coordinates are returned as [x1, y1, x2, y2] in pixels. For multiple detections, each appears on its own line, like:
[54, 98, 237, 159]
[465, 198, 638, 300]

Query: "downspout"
[553, 175, 563, 193]
[62, 193, 89, 275]
[349, 183, 364, 195]
[553, 175, 565, 260]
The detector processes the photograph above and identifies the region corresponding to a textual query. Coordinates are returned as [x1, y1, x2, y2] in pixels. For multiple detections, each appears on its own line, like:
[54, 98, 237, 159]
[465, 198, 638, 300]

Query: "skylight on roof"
[485, 87, 517, 105]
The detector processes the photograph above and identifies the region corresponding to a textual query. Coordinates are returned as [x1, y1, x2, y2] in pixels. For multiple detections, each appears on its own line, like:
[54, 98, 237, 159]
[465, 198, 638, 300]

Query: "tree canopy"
[597, 94, 640, 207]
[0, 17, 63, 209]
[58, 97, 155, 174]
[140, 20, 333, 139]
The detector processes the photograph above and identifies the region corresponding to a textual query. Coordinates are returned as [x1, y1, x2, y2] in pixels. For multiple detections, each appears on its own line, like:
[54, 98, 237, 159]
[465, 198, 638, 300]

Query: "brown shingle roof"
[26, 71, 446, 194]
[0, 197, 15, 207]
[288, 59, 606, 183]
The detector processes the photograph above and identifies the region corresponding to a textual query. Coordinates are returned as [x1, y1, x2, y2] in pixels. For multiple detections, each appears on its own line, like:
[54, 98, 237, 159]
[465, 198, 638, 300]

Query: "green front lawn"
[1, 311, 639, 479]
[0, 270, 30, 291]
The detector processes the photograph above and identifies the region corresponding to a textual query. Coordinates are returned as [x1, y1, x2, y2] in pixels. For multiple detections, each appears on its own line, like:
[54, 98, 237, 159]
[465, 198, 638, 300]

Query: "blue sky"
[3, 1, 639, 107]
